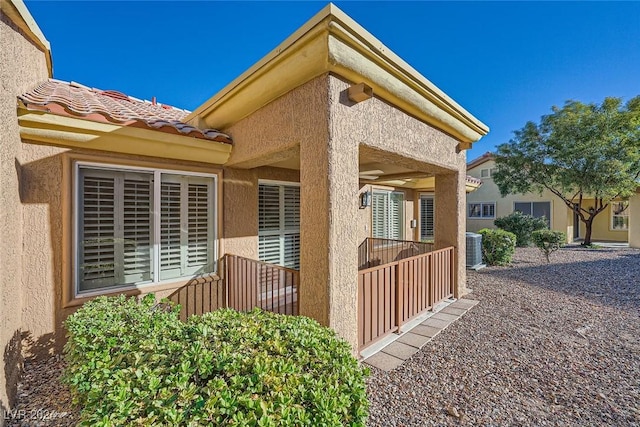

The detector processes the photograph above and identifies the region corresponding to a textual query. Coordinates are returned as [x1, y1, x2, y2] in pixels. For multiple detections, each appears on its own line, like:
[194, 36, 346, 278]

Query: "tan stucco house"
[466, 152, 640, 246]
[1, 0, 490, 415]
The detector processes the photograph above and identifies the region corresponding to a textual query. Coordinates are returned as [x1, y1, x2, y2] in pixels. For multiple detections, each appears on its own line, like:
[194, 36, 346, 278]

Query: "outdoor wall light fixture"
[360, 191, 372, 209]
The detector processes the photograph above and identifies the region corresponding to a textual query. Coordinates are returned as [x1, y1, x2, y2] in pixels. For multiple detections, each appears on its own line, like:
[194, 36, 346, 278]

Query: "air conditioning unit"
[466, 232, 484, 270]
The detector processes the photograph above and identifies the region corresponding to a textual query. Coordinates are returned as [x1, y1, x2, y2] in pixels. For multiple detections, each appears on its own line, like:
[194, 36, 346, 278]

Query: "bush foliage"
[478, 228, 517, 266]
[532, 229, 566, 263]
[494, 211, 548, 247]
[64, 295, 369, 426]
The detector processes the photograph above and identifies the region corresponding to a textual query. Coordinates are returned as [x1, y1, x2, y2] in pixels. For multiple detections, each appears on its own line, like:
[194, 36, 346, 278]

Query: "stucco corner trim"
[2, 0, 53, 76]
[18, 109, 232, 164]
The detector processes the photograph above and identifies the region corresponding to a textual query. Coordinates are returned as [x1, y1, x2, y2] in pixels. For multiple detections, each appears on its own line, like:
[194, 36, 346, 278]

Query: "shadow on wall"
[17, 153, 69, 359]
[477, 249, 640, 313]
[3, 330, 22, 412]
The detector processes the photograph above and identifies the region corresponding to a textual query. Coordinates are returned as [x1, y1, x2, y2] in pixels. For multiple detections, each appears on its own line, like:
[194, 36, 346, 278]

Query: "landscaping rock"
[367, 246, 640, 426]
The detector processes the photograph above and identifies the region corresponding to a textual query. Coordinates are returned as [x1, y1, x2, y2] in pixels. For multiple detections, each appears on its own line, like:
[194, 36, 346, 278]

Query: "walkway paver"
[365, 351, 405, 371]
[396, 332, 431, 348]
[363, 298, 479, 371]
[381, 341, 420, 359]
[421, 317, 451, 329]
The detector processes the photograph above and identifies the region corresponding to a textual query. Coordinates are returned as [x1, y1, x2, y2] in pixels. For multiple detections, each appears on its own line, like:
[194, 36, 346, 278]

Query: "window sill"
[65, 274, 222, 309]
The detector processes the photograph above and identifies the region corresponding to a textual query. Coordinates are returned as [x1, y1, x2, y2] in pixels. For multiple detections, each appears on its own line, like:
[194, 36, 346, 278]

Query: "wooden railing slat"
[357, 245, 455, 352]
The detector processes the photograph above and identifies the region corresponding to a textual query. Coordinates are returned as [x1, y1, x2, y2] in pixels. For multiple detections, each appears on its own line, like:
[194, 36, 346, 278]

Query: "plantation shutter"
[160, 180, 182, 279]
[122, 175, 153, 284]
[160, 175, 214, 280]
[390, 192, 404, 239]
[187, 180, 212, 269]
[283, 186, 300, 269]
[79, 168, 152, 292]
[420, 195, 435, 240]
[258, 183, 300, 269]
[372, 192, 388, 238]
[372, 191, 404, 239]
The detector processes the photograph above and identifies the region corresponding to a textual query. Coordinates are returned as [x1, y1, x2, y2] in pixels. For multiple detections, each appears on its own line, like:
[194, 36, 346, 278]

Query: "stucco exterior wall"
[0, 9, 49, 416]
[223, 76, 329, 170]
[329, 74, 468, 299]
[629, 194, 640, 248]
[466, 159, 630, 243]
[14, 145, 249, 360]
[577, 201, 629, 243]
[467, 160, 572, 241]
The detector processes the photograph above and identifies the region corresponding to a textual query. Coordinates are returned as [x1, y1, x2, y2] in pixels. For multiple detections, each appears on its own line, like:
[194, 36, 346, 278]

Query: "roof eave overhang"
[18, 108, 232, 164]
[186, 3, 489, 144]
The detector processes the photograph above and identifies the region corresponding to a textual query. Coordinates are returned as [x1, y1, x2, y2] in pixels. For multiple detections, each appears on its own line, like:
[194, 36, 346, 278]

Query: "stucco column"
[629, 194, 640, 249]
[435, 171, 466, 298]
[299, 132, 359, 351]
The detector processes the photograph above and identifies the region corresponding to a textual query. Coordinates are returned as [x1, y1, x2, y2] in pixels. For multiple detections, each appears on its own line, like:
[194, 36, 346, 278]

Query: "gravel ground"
[367, 246, 640, 426]
[7, 247, 640, 426]
[6, 354, 77, 426]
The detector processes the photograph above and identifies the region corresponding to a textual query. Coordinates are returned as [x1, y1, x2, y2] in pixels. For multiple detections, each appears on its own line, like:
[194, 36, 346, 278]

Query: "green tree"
[493, 97, 640, 245]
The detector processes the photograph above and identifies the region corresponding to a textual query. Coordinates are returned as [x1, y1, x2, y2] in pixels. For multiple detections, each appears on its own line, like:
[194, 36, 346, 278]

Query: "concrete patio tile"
[396, 332, 432, 349]
[439, 306, 467, 316]
[364, 351, 404, 371]
[421, 317, 451, 329]
[382, 341, 420, 360]
[431, 312, 459, 322]
[450, 299, 479, 309]
[410, 325, 441, 338]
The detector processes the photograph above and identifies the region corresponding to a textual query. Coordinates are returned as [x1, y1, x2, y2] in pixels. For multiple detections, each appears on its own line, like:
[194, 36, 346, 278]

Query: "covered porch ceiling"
[268, 148, 482, 192]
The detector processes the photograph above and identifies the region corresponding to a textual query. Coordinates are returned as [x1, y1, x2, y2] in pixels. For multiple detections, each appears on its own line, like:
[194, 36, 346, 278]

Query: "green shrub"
[478, 228, 517, 266]
[64, 295, 369, 426]
[532, 229, 566, 263]
[494, 211, 548, 247]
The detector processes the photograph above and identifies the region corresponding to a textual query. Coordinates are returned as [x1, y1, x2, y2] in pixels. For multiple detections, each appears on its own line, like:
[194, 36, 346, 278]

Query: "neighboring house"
[466, 152, 639, 245]
[1, 0, 490, 414]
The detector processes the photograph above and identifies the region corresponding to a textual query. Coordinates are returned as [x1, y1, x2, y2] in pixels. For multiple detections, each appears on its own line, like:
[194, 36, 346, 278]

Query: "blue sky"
[25, 1, 640, 161]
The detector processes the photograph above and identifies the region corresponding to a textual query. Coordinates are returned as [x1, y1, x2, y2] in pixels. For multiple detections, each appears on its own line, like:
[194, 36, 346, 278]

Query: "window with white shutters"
[420, 195, 435, 241]
[258, 182, 300, 270]
[76, 164, 217, 295]
[160, 175, 215, 281]
[372, 190, 404, 239]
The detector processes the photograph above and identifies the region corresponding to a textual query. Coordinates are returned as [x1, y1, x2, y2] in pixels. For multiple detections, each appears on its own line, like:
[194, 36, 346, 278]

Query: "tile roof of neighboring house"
[18, 79, 232, 144]
[465, 175, 482, 186]
[467, 151, 494, 169]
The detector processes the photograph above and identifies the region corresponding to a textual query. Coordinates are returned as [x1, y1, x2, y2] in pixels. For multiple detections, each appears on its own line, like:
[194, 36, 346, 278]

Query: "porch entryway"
[357, 237, 456, 353]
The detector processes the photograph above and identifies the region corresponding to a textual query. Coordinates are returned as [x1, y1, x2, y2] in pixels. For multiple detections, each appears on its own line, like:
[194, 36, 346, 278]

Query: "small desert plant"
[494, 211, 548, 247]
[532, 229, 566, 263]
[478, 228, 517, 266]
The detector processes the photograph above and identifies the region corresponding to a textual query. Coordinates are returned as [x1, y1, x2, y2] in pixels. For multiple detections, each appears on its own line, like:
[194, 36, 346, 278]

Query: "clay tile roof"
[465, 175, 482, 185]
[18, 79, 232, 144]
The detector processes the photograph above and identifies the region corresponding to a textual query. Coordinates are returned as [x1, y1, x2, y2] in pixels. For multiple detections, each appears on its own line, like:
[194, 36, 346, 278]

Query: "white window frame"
[372, 190, 405, 240]
[73, 161, 218, 298]
[468, 202, 495, 219]
[257, 179, 300, 270]
[610, 201, 629, 231]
